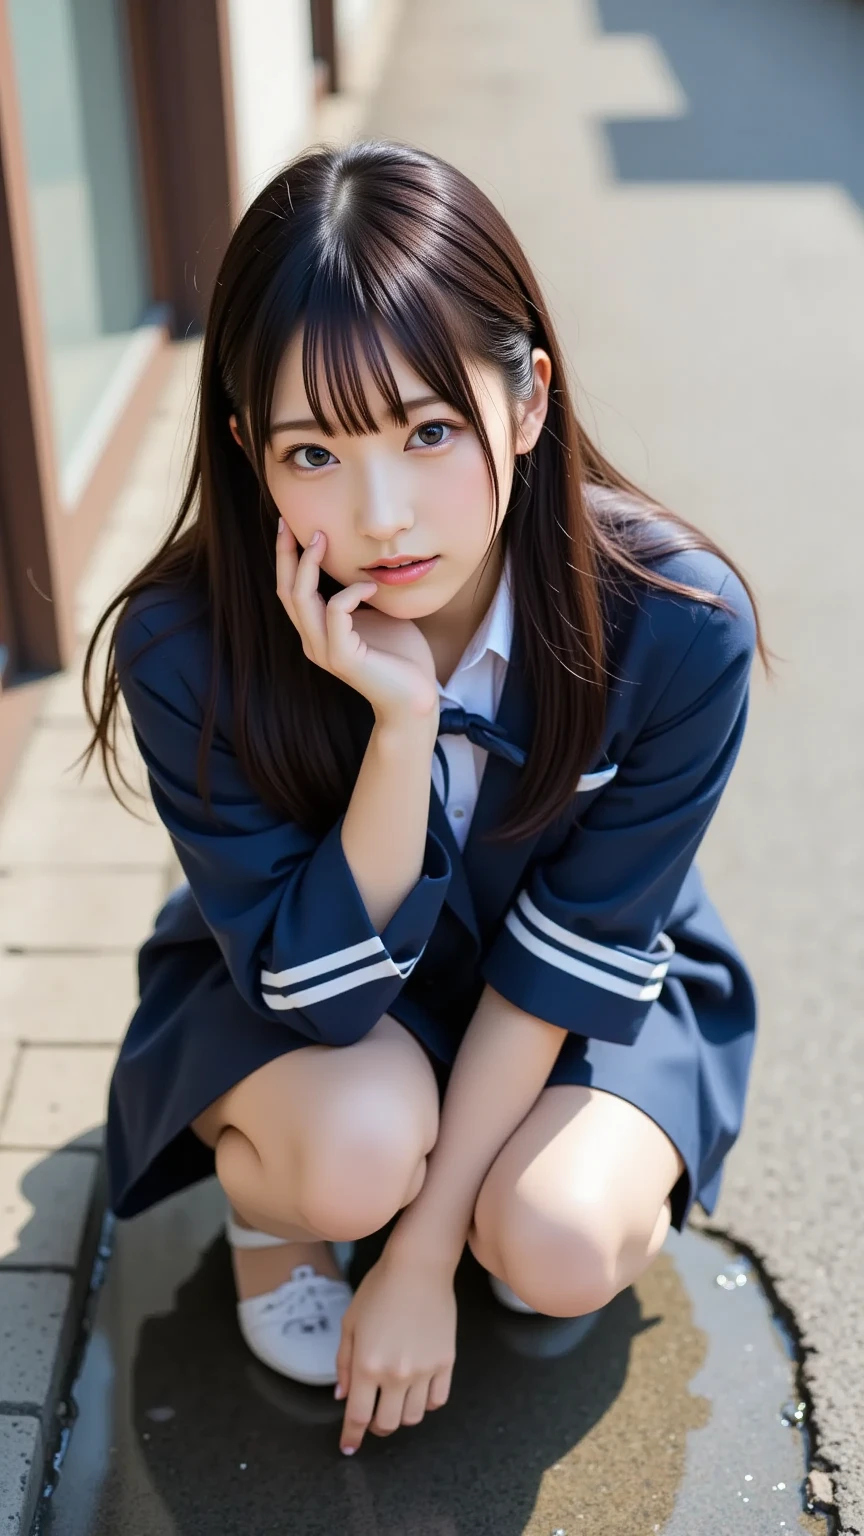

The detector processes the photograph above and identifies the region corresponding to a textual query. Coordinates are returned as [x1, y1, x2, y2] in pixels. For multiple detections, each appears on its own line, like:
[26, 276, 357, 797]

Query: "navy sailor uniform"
[107, 538, 758, 1232]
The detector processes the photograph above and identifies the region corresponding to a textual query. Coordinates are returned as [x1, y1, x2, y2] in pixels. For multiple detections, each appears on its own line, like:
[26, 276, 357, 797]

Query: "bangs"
[303, 247, 494, 441]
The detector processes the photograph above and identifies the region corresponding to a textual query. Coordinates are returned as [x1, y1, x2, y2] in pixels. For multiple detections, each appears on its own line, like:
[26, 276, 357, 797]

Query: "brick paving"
[0, 345, 196, 1531]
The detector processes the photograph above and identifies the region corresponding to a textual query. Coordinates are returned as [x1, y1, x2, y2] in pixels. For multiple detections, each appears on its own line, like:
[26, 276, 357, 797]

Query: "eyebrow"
[269, 393, 446, 436]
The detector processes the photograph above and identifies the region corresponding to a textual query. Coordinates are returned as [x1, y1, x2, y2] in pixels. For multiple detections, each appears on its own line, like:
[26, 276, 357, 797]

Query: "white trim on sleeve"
[504, 911, 667, 1002]
[515, 891, 674, 979]
[261, 940, 423, 1011]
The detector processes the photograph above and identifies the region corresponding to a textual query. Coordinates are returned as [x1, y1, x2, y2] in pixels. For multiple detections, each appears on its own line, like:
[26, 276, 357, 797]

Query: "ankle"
[232, 1236, 343, 1300]
[229, 1207, 322, 1244]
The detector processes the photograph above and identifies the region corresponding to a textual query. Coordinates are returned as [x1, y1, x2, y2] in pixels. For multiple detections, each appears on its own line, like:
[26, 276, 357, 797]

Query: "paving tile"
[0, 1044, 18, 1115]
[37, 664, 89, 725]
[0, 868, 165, 950]
[0, 954, 138, 1045]
[1, 1046, 115, 1151]
[0, 1149, 100, 1269]
[0, 1416, 44, 1536]
[3, 719, 146, 797]
[0, 1272, 73, 1420]
[0, 784, 171, 868]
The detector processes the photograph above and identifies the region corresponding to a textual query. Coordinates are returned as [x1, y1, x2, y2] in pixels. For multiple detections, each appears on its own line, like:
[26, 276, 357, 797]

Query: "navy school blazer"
[114, 544, 756, 1064]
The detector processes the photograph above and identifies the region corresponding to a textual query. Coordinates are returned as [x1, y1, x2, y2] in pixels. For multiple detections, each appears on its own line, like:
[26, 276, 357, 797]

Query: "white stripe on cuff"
[515, 891, 674, 979]
[504, 911, 666, 1002]
[261, 935, 385, 988]
[262, 944, 423, 1010]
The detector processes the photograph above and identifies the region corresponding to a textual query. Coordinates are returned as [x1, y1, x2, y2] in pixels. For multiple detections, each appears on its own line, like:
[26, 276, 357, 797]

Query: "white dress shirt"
[431, 565, 514, 851]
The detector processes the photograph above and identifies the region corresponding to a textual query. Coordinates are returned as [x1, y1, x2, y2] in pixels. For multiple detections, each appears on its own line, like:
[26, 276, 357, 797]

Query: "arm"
[115, 604, 451, 1048]
[386, 984, 568, 1271]
[341, 716, 438, 931]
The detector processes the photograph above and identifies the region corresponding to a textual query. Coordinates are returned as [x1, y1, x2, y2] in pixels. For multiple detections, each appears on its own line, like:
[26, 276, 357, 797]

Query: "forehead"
[270, 324, 432, 422]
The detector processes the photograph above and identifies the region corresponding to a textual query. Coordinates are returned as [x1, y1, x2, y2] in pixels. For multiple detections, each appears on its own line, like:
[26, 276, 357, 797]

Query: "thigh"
[475, 1084, 685, 1252]
[191, 1013, 440, 1157]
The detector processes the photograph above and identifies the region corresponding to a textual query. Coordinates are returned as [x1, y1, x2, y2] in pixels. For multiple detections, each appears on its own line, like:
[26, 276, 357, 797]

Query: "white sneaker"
[487, 1271, 540, 1314]
[226, 1216, 355, 1386]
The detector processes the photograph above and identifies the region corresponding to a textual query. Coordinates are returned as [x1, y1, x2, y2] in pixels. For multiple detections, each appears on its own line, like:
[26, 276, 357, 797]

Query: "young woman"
[82, 140, 764, 1457]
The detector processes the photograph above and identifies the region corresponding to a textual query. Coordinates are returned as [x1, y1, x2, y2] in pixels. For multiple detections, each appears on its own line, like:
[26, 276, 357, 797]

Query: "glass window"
[8, 0, 151, 496]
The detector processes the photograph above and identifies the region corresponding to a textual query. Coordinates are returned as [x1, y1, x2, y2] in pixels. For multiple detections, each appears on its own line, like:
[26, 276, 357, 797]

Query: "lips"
[363, 555, 440, 586]
[363, 556, 435, 570]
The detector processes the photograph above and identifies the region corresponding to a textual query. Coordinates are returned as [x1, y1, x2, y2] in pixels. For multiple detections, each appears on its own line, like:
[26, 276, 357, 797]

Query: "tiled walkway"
[0, 345, 196, 1529]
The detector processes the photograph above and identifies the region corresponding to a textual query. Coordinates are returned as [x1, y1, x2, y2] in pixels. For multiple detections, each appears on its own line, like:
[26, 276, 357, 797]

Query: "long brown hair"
[81, 140, 766, 842]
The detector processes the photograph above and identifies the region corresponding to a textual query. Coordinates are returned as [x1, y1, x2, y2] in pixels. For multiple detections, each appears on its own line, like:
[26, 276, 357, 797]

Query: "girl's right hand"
[276, 522, 440, 727]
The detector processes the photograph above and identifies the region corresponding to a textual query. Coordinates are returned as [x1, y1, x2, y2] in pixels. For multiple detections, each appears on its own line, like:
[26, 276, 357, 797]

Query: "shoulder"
[595, 506, 758, 721]
[114, 582, 215, 720]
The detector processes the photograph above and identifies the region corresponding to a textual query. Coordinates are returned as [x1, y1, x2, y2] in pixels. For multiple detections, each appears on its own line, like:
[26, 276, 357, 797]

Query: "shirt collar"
[442, 559, 513, 688]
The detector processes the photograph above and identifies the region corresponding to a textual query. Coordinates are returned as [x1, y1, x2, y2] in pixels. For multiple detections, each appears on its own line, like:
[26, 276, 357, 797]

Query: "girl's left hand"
[335, 1248, 457, 1455]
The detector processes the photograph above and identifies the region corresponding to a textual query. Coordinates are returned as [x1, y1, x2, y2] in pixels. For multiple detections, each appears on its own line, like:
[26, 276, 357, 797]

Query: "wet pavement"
[35, 1180, 828, 1536]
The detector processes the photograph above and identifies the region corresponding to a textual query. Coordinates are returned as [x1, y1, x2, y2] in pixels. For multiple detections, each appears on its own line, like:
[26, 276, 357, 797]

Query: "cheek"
[268, 472, 343, 550]
[422, 440, 499, 546]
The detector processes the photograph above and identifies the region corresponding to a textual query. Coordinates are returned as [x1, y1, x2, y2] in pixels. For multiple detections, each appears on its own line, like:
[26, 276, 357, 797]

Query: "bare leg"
[469, 1085, 685, 1317]
[191, 1014, 440, 1299]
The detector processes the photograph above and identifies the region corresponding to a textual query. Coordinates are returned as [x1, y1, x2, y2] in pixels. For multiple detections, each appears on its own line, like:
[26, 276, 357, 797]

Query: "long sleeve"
[481, 572, 756, 1045]
[115, 604, 452, 1047]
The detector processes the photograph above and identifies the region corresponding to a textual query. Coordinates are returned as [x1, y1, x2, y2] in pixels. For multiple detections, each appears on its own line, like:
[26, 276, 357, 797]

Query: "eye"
[285, 444, 337, 470]
[407, 421, 455, 450]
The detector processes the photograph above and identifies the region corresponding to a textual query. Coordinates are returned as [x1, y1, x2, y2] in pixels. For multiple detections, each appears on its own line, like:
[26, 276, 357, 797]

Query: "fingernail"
[309, 530, 321, 546]
[334, 1385, 345, 1400]
[277, 516, 285, 535]
[340, 1446, 355, 1456]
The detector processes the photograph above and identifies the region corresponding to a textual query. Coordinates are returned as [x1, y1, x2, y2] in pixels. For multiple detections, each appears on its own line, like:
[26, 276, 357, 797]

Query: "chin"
[368, 586, 449, 620]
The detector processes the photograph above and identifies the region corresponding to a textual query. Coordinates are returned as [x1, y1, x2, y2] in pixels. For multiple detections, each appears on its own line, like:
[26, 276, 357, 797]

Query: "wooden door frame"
[0, 0, 237, 800]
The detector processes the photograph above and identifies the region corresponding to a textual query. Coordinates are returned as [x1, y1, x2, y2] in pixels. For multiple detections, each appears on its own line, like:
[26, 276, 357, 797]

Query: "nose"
[355, 456, 414, 547]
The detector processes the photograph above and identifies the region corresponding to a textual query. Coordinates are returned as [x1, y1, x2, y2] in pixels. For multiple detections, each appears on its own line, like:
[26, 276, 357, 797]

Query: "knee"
[296, 1086, 437, 1241]
[474, 1185, 625, 1318]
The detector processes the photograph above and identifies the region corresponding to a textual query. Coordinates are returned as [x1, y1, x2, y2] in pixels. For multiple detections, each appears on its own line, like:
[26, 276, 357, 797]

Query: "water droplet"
[779, 1400, 807, 1427]
[743, 1497, 749, 1503]
[745, 1474, 753, 1481]
[777, 1482, 786, 1490]
[145, 1406, 175, 1423]
[715, 1258, 751, 1290]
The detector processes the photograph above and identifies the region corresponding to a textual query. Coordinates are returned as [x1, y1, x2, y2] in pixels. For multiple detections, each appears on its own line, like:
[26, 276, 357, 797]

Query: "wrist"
[385, 1208, 466, 1276]
[372, 707, 439, 750]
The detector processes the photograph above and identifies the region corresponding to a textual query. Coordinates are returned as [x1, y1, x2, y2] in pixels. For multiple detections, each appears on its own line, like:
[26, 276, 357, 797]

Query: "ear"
[228, 413, 248, 454]
[514, 349, 552, 455]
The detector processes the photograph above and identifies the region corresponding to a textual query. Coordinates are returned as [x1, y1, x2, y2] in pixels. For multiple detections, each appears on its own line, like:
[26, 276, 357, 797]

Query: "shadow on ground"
[596, 0, 864, 207]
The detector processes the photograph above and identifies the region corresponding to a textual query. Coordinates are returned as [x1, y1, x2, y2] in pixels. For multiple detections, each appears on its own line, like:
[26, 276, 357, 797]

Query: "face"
[240, 328, 550, 630]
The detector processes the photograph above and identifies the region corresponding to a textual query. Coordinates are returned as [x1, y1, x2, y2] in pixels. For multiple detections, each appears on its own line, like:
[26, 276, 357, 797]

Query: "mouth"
[362, 555, 440, 585]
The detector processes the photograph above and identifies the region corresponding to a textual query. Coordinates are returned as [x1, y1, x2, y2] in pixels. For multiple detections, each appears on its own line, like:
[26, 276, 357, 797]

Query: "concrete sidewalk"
[0, 347, 196, 1531]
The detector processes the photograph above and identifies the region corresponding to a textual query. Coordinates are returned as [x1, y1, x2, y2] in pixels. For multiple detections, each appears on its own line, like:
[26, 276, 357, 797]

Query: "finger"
[426, 1367, 453, 1411]
[334, 1323, 353, 1404]
[369, 1381, 410, 1437]
[291, 531, 329, 657]
[400, 1378, 431, 1428]
[324, 582, 378, 669]
[340, 1376, 378, 1456]
[275, 518, 301, 622]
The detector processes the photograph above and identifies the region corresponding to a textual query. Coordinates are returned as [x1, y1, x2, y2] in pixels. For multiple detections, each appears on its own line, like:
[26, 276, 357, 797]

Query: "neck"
[415, 540, 505, 686]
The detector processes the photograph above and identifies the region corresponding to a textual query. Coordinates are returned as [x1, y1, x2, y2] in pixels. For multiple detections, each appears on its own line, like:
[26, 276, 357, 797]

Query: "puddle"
[34, 1182, 832, 1536]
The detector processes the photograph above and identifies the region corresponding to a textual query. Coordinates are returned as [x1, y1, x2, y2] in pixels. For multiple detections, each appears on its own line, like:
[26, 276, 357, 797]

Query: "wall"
[226, 0, 315, 208]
